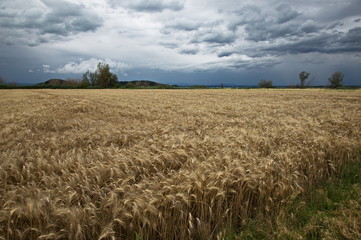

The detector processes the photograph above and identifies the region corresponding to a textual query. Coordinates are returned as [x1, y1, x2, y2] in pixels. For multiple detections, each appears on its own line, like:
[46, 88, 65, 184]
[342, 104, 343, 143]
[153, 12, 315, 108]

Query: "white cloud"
[42, 64, 50, 72]
[44, 58, 132, 74]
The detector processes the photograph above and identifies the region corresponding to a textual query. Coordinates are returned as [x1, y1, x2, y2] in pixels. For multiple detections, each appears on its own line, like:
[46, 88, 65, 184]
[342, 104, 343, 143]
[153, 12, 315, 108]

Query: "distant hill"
[37, 79, 174, 88]
[39, 79, 68, 85]
[118, 80, 169, 87]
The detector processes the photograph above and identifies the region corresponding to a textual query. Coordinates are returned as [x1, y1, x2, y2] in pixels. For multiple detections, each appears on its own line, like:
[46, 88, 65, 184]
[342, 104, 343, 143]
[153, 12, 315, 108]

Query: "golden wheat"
[0, 89, 360, 240]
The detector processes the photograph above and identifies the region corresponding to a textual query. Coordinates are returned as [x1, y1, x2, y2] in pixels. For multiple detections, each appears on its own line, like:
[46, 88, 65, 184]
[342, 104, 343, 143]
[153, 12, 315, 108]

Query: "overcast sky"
[0, 0, 360, 86]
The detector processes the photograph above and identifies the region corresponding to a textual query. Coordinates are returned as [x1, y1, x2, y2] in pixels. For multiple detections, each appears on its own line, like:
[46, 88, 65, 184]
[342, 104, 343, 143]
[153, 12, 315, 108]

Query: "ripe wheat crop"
[1, 89, 360, 239]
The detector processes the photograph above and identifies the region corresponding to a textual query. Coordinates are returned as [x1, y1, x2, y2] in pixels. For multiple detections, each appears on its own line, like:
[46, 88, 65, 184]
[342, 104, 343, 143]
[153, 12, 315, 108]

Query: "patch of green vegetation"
[228, 157, 361, 240]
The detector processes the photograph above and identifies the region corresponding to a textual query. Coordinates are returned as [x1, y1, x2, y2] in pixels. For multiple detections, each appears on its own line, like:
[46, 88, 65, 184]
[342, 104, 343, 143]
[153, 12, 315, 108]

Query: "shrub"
[328, 72, 344, 88]
[258, 79, 273, 88]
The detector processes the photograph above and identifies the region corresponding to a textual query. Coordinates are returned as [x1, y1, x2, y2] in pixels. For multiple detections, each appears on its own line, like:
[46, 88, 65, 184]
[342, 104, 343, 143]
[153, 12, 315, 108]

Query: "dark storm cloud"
[341, 27, 361, 45]
[263, 34, 334, 54]
[197, 55, 281, 71]
[109, 0, 184, 12]
[41, 0, 102, 35]
[244, 22, 298, 42]
[228, 3, 300, 32]
[227, 4, 305, 42]
[243, 17, 325, 42]
[0, 0, 102, 46]
[262, 28, 361, 55]
[159, 0, 360, 69]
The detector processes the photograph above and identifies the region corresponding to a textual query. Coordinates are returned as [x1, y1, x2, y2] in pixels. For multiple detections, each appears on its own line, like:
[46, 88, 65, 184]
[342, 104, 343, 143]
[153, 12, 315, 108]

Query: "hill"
[36, 79, 173, 88]
[118, 80, 172, 88]
[39, 79, 68, 85]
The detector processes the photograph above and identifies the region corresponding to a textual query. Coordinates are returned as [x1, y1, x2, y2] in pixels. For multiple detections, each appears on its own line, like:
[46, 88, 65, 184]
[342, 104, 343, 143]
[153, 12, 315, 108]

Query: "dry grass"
[0, 89, 360, 240]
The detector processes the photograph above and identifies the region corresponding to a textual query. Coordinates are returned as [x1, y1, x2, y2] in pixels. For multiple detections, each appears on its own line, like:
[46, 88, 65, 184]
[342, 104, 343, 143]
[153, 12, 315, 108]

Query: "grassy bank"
[229, 157, 361, 240]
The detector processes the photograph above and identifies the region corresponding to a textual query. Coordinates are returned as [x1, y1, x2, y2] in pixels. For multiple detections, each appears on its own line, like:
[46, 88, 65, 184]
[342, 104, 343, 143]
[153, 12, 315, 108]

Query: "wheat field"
[0, 89, 360, 240]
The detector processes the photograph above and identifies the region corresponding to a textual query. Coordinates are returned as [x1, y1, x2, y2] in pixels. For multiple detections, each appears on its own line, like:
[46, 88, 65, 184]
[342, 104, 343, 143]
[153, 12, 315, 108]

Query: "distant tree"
[328, 72, 344, 88]
[126, 82, 134, 88]
[0, 76, 4, 84]
[82, 70, 98, 86]
[135, 81, 142, 87]
[82, 62, 119, 88]
[96, 62, 118, 87]
[220, 83, 224, 89]
[64, 78, 81, 86]
[81, 72, 90, 87]
[299, 71, 310, 88]
[258, 79, 273, 88]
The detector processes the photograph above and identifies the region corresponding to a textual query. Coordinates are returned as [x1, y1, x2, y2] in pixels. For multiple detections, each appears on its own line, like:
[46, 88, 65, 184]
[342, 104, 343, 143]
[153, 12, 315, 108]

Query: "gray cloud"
[275, 3, 300, 24]
[185, 20, 238, 45]
[109, 0, 184, 12]
[228, 3, 300, 33]
[160, 19, 237, 56]
[341, 27, 361, 45]
[40, 0, 102, 36]
[192, 55, 281, 72]
[0, 0, 102, 46]
[159, 41, 179, 49]
[320, 0, 361, 21]
[228, 5, 264, 31]
[217, 51, 234, 58]
[326, 22, 344, 30]
[245, 21, 301, 42]
[164, 19, 201, 31]
[300, 20, 323, 34]
[201, 31, 237, 44]
[263, 34, 335, 54]
[159, 0, 360, 66]
[156, 0, 360, 62]
[179, 47, 199, 55]
[262, 28, 361, 55]
[227, 4, 304, 42]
